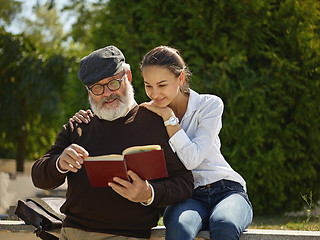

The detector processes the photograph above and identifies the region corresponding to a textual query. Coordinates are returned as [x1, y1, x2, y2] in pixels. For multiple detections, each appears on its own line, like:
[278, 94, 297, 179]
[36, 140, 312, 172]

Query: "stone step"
[1, 221, 320, 240]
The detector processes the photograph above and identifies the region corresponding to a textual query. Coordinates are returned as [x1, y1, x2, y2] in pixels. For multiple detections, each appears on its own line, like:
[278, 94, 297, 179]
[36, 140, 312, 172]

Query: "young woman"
[72, 46, 253, 240]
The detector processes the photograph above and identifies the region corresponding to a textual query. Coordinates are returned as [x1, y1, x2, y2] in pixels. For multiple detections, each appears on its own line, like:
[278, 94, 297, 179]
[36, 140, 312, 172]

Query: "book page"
[85, 154, 123, 161]
[122, 145, 161, 156]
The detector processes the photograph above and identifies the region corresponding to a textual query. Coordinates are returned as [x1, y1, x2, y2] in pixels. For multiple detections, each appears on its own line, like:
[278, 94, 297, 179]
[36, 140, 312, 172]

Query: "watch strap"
[164, 116, 179, 126]
[164, 119, 171, 126]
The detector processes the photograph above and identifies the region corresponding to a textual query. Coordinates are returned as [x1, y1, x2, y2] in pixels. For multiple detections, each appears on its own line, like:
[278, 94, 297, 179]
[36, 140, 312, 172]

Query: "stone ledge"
[1, 221, 320, 240]
[241, 228, 320, 240]
[152, 226, 320, 240]
[0, 220, 34, 232]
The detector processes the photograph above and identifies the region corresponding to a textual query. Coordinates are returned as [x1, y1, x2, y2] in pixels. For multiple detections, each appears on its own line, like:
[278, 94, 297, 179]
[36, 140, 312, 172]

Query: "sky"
[7, 0, 76, 34]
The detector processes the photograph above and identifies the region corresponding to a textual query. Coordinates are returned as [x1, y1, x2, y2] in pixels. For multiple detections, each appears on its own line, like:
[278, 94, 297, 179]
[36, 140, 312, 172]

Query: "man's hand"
[108, 170, 152, 203]
[58, 144, 89, 172]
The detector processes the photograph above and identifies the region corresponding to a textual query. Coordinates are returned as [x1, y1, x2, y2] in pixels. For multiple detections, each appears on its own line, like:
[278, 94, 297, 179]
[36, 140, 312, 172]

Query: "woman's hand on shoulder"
[69, 109, 93, 124]
[140, 101, 174, 120]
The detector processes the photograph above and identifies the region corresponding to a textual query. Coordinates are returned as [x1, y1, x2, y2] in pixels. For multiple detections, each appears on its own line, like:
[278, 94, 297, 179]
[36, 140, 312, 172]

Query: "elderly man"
[31, 46, 194, 240]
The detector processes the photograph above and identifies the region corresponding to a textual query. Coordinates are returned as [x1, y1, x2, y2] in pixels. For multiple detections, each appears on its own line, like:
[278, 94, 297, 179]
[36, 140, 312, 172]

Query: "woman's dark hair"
[140, 46, 192, 93]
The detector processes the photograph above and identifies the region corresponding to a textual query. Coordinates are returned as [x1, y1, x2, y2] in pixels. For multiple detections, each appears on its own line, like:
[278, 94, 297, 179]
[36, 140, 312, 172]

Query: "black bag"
[15, 197, 66, 240]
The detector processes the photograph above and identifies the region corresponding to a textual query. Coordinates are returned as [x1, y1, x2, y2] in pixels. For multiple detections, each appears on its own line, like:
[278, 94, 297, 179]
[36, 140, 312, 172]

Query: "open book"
[84, 145, 168, 187]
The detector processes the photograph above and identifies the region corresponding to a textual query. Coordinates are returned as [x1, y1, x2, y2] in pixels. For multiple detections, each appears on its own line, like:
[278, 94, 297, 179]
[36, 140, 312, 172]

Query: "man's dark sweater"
[32, 105, 194, 238]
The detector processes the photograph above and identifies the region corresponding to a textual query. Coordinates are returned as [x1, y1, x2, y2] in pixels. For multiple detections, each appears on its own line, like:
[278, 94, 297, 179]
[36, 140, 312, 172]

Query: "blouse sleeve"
[169, 96, 224, 170]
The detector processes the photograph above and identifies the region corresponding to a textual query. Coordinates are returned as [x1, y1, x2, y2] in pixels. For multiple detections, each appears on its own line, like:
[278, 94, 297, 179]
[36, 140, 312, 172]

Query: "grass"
[249, 215, 320, 231]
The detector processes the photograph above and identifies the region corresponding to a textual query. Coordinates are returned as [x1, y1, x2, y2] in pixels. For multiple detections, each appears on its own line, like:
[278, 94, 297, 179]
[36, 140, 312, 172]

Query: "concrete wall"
[0, 159, 67, 216]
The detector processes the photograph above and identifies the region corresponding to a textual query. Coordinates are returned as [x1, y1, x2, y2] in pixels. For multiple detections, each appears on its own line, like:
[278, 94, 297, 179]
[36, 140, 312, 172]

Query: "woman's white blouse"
[169, 89, 247, 190]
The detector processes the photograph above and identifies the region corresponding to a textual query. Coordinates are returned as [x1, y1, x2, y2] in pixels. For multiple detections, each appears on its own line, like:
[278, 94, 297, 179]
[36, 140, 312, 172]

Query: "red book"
[84, 145, 168, 187]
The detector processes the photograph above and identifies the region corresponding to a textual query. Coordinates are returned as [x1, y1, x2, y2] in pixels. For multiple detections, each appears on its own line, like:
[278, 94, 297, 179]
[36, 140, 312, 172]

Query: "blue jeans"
[163, 180, 253, 240]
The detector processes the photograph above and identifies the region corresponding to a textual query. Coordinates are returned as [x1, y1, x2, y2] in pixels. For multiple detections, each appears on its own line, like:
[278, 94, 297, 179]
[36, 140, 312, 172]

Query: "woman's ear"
[179, 72, 185, 85]
[127, 70, 132, 83]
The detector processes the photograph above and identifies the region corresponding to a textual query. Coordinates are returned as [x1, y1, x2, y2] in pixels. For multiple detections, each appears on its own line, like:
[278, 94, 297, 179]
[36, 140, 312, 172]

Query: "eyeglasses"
[88, 73, 127, 96]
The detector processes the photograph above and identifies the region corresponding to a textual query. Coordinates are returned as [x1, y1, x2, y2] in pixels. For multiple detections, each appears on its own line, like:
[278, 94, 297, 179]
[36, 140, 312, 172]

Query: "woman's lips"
[153, 98, 165, 104]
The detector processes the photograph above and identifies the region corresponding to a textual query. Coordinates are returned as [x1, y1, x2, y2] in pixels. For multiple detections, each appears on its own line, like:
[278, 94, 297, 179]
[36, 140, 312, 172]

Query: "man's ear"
[127, 70, 132, 83]
[86, 86, 91, 95]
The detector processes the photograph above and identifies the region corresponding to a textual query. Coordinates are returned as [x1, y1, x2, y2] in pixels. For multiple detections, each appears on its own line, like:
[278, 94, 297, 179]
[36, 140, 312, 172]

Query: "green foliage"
[0, 29, 69, 163]
[216, 0, 320, 214]
[66, 0, 320, 214]
[21, 2, 65, 52]
[58, 54, 91, 124]
[0, 0, 22, 26]
[1, 0, 318, 214]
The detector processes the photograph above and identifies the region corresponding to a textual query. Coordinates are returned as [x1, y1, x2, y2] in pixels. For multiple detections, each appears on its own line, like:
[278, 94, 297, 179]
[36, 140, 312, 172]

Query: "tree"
[0, 0, 88, 171]
[65, 0, 320, 214]
[20, 2, 65, 52]
[0, 0, 22, 26]
[0, 29, 69, 171]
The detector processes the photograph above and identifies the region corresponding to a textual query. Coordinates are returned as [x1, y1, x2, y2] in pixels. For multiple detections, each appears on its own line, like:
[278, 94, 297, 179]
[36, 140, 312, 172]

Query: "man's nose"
[102, 86, 113, 96]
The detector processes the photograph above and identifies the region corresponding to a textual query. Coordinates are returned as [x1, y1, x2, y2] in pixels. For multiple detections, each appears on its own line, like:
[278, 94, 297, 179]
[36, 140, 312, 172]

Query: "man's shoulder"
[130, 106, 164, 127]
[136, 106, 162, 119]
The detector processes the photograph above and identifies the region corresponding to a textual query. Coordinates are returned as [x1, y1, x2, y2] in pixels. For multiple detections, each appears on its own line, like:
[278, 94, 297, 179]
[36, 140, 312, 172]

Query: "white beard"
[89, 79, 135, 121]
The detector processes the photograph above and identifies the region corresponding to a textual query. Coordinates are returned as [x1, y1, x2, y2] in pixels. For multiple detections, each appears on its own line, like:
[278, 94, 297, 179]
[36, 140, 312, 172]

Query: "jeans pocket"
[226, 186, 253, 209]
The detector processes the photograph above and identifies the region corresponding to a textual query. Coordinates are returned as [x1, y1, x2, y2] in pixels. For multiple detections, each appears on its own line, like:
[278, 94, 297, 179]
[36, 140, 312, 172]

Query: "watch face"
[170, 116, 178, 125]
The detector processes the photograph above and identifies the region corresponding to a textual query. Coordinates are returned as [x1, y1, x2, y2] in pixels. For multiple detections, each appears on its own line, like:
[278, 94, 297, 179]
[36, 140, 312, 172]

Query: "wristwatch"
[164, 116, 179, 126]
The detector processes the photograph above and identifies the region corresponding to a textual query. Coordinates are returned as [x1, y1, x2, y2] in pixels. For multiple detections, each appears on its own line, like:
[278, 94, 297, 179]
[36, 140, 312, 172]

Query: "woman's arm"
[141, 96, 224, 171]
[140, 101, 182, 138]
[171, 97, 224, 170]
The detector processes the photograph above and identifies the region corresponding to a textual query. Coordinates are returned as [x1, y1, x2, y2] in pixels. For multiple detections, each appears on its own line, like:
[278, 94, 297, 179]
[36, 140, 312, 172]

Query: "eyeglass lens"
[90, 73, 126, 95]
[91, 80, 121, 95]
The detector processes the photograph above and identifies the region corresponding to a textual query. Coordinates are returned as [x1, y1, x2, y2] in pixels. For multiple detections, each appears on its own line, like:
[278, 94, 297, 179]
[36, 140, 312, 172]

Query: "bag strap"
[35, 226, 59, 240]
[15, 198, 64, 240]
[27, 197, 65, 221]
[29, 197, 65, 240]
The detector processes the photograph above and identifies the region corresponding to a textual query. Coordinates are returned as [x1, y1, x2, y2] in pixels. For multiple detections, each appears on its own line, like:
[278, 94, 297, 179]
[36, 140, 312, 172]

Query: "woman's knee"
[163, 202, 206, 239]
[209, 194, 253, 239]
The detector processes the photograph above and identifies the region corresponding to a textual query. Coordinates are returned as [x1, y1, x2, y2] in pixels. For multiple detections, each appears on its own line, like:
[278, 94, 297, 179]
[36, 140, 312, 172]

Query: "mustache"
[101, 94, 121, 103]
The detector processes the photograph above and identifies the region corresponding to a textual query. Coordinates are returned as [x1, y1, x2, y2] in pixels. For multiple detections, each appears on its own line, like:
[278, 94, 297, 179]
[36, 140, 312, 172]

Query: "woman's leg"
[163, 197, 208, 240]
[208, 193, 253, 240]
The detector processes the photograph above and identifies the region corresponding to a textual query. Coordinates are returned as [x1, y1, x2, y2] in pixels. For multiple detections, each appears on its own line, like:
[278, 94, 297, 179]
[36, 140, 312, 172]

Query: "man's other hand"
[108, 170, 152, 203]
[58, 144, 89, 172]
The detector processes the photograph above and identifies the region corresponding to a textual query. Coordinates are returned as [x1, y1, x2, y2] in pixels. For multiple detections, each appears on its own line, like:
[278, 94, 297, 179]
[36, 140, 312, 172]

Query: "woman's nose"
[150, 88, 159, 99]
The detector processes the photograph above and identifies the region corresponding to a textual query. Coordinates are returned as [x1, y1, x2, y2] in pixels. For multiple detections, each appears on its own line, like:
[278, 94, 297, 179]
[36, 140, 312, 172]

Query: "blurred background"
[0, 0, 319, 219]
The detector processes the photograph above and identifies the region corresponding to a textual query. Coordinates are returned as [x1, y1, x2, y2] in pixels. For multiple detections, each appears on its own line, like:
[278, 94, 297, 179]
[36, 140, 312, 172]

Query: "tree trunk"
[16, 131, 27, 172]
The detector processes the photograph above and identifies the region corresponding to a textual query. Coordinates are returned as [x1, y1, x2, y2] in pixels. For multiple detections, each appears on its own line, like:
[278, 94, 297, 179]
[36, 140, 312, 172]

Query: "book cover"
[84, 145, 168, 187]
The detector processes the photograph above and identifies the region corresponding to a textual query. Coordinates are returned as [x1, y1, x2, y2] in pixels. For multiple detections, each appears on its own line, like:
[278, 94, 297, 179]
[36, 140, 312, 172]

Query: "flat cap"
[78, 45, 125, 86]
